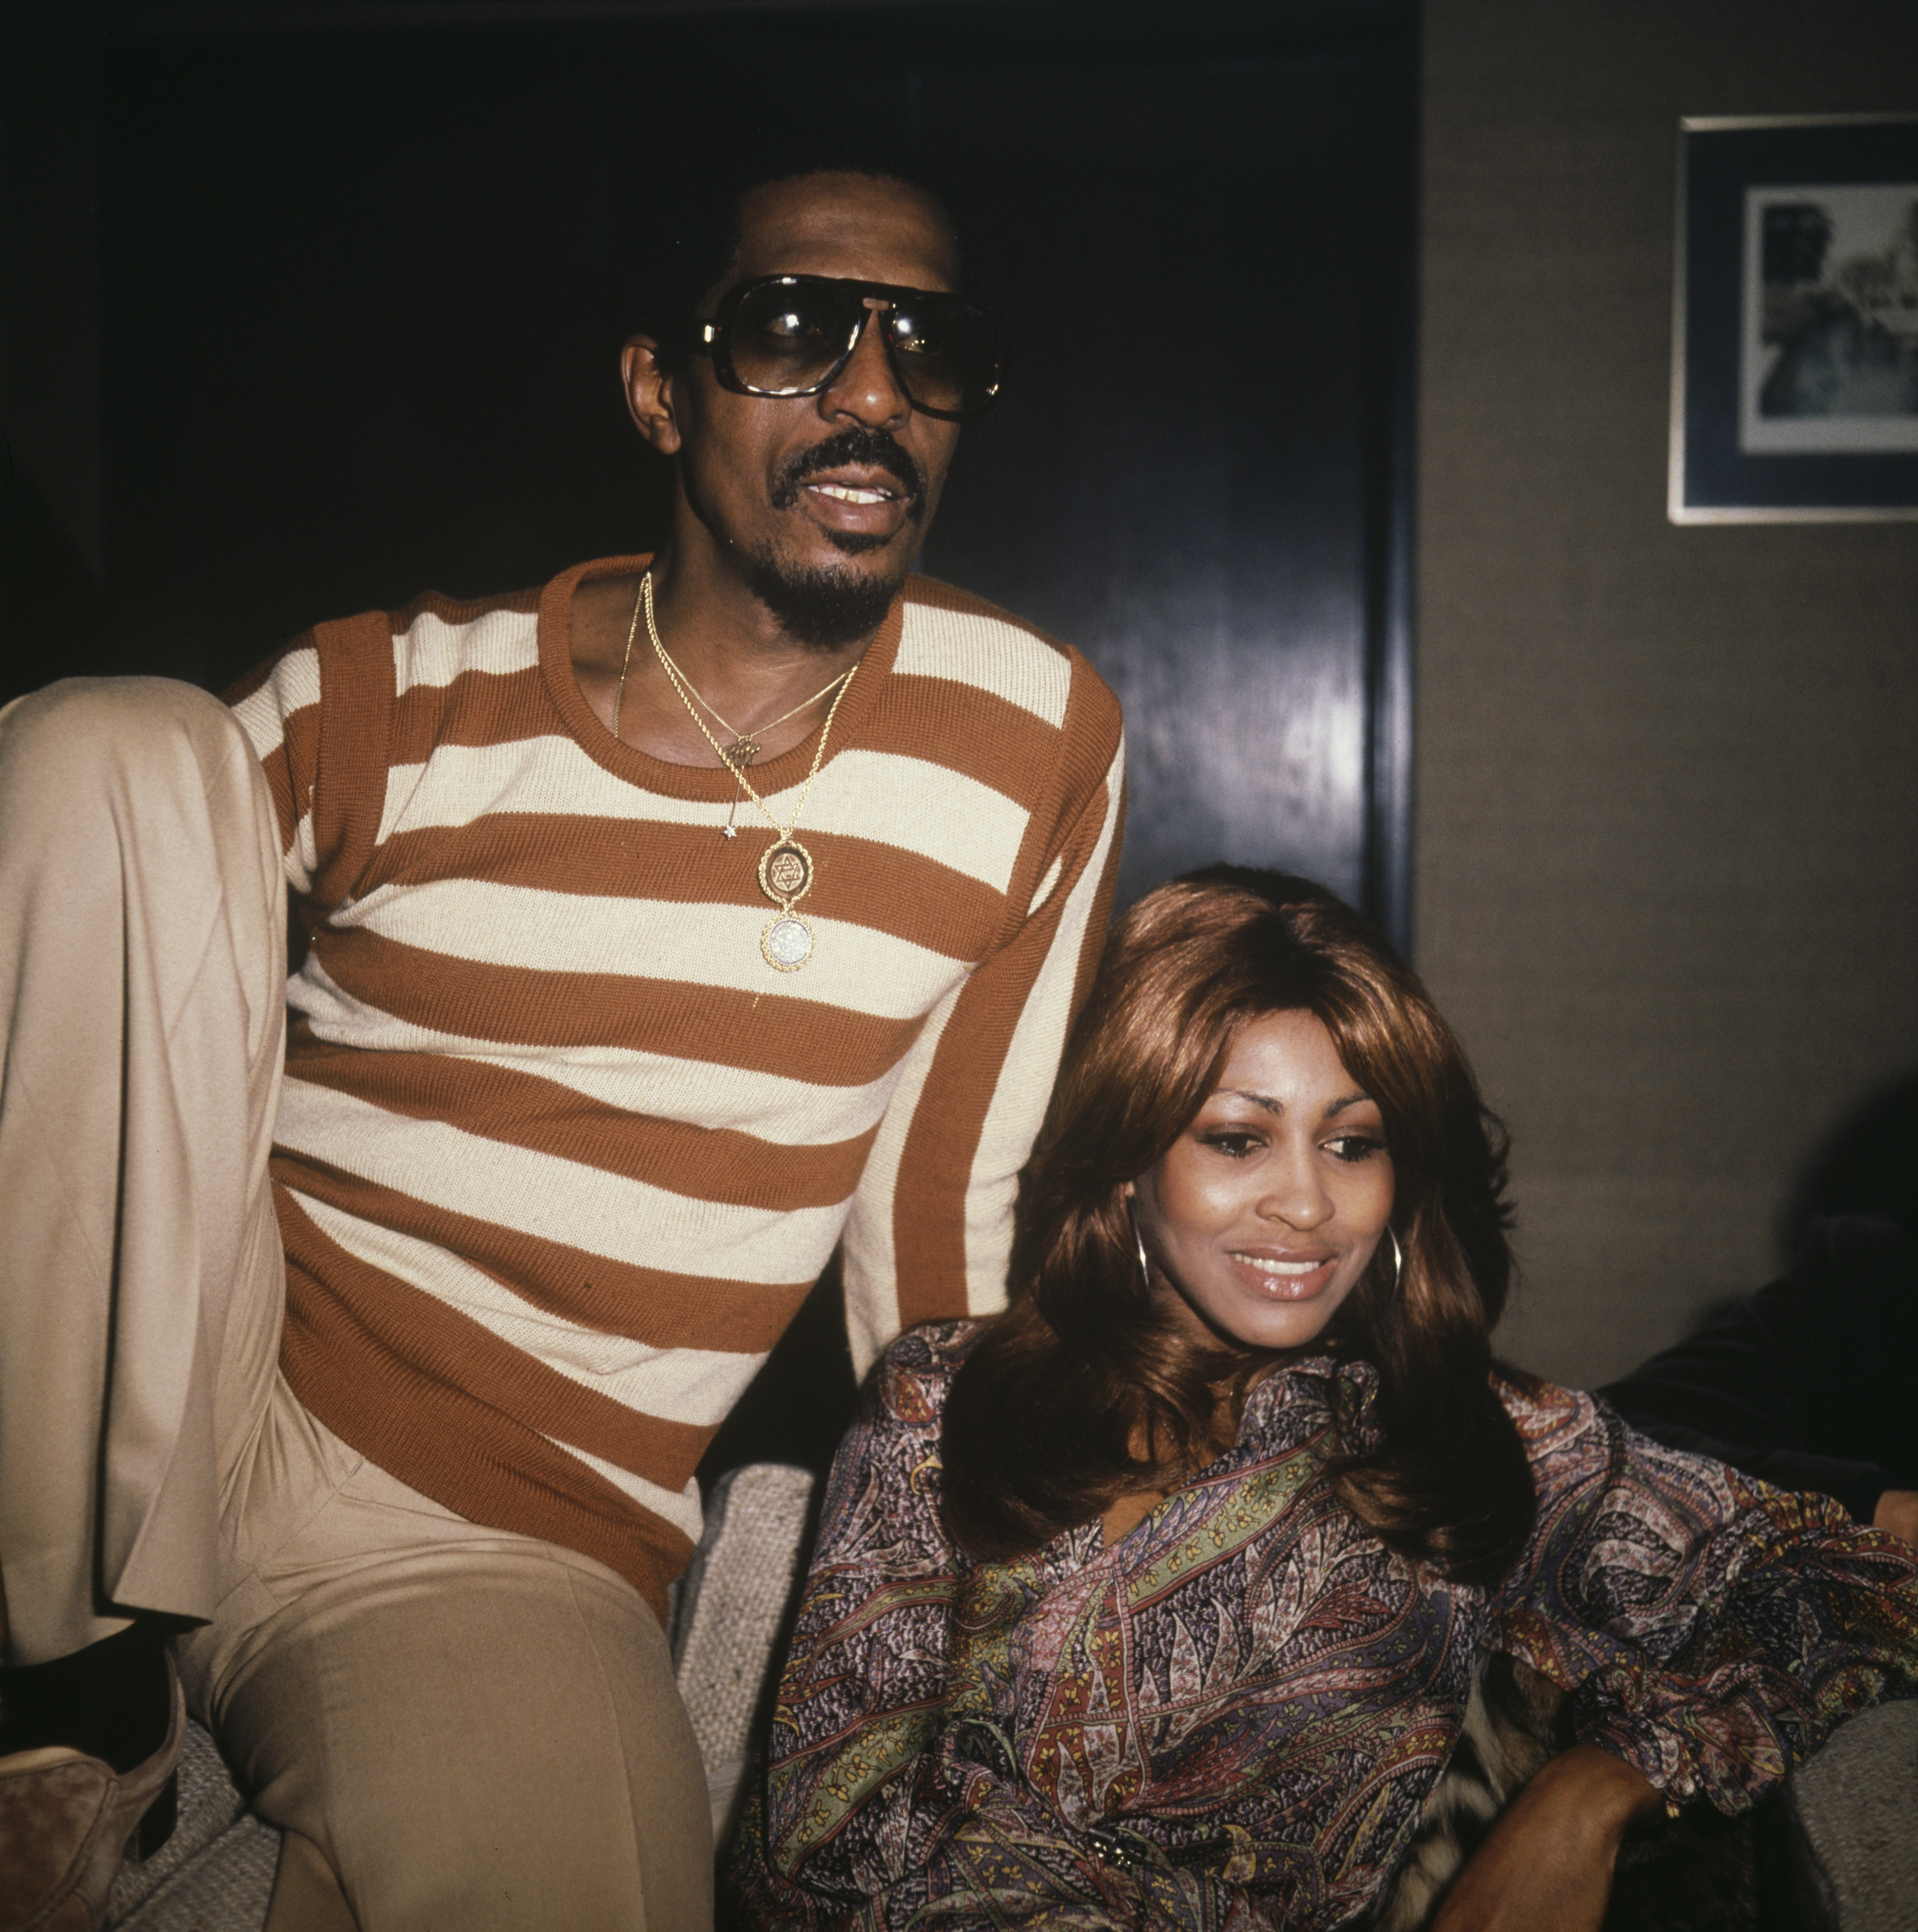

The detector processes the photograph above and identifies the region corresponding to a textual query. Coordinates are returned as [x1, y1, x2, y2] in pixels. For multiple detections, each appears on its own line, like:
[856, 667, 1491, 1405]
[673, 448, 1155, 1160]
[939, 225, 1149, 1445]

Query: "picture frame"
[1670, 113, 1918, 523]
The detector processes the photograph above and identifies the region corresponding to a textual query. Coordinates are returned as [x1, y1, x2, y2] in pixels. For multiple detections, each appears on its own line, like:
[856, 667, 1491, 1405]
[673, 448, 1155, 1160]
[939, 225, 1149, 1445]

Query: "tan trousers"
[0, 680, 713, 1930]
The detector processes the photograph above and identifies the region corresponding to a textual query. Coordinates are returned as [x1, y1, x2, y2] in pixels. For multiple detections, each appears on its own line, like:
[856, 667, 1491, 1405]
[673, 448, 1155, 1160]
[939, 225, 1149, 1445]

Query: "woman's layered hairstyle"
[941, 867, 1536, 1586]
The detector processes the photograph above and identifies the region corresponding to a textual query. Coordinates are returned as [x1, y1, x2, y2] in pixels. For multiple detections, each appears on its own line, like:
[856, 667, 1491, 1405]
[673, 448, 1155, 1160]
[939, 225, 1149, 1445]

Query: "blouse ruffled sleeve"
[1489, 1374, 1918, 1815]
[734, 1323, 971, 1923]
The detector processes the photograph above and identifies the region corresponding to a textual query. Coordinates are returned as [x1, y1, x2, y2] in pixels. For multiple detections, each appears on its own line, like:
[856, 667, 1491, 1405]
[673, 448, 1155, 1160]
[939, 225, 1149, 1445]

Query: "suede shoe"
[0, 1652, 183, 1932]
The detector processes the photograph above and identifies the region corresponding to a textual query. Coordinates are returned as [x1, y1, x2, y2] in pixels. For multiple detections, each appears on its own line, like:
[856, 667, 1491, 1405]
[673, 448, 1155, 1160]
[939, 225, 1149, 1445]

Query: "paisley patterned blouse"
[734, 1322, 1918, 1930]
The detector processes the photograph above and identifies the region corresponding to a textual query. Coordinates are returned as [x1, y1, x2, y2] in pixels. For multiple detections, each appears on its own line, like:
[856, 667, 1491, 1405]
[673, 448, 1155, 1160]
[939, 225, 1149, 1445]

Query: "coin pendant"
[758, 838, 814, 907]
[761, 913, 814, 972]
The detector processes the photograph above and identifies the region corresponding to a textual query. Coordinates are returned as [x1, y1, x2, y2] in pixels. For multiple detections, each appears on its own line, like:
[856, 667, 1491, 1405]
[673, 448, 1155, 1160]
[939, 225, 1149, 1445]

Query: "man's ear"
[622, 337, 683, 455]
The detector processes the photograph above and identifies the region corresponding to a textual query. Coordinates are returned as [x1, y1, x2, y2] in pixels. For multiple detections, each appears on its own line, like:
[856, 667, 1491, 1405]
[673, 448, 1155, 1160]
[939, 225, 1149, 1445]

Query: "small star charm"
[722, 825, 738, 839]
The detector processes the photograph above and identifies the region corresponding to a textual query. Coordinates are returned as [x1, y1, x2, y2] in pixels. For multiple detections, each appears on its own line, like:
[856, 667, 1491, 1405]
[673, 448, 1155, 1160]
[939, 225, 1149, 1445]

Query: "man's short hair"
[623, 139, 962, 357]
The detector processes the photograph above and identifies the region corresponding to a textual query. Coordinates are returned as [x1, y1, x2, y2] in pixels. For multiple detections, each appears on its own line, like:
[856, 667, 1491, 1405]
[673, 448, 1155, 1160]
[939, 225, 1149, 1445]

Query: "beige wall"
[1417, 0, 1918, 1388]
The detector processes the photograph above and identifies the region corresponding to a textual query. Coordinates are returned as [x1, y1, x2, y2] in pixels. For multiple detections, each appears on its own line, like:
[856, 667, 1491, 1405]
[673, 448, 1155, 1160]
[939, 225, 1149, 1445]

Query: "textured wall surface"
[1418, 0, 1918, 1387]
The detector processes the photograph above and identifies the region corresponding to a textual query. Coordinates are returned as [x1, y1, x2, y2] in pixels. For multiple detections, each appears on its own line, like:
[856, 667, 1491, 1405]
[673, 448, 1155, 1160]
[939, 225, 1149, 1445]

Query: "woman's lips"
[1226, 1250, 1339, 1300]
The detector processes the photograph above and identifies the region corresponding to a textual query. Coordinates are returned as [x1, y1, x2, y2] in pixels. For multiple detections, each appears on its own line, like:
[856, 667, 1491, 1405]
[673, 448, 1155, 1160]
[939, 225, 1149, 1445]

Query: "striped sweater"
[227, 555, 1125, 1619]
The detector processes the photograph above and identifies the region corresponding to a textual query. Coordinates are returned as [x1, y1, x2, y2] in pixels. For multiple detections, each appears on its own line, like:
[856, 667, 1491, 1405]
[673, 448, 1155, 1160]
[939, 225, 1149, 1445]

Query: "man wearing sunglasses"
[0, 158, 1123, 1929]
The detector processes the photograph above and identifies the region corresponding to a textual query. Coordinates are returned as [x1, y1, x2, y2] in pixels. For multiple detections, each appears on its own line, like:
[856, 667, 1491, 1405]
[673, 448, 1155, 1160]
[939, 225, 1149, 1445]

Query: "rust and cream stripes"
[228, 554, 1125, 1618]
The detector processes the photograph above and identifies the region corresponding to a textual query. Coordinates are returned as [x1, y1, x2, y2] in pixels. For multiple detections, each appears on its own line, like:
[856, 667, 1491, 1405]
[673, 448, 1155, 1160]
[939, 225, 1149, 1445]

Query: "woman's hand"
[1430, 1743, 1661, 1932]
[1872, 1490, 1918, 1548]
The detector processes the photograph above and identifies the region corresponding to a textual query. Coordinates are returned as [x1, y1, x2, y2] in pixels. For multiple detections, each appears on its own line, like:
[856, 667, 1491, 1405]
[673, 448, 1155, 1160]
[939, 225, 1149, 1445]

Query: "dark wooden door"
[909, 9, 1417, 931]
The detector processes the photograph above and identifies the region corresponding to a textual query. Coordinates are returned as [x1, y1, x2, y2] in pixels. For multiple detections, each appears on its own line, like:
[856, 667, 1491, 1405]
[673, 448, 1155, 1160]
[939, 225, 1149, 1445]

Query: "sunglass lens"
[726, 282, 861, 395]
[884, 297, 1005, 417]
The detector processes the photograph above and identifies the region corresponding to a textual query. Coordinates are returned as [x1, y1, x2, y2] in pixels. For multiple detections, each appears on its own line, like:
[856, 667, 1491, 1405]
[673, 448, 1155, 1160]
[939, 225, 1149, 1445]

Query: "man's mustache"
[771, 429, 927, 516]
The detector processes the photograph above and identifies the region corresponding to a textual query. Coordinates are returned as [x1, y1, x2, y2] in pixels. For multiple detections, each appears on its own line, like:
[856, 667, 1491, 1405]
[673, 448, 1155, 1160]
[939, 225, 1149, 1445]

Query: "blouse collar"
[1238, 1353, 1384, 1458]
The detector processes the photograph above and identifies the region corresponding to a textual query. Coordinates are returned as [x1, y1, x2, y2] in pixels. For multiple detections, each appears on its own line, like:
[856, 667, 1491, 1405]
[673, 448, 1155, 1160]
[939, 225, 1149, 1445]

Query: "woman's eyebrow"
[1222, 1089, 1374, 1116]
[1221, 1088, 1284, 1115]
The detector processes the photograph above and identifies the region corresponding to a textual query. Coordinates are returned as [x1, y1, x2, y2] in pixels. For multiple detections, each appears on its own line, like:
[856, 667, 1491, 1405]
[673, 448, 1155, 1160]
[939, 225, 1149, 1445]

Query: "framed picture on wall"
[1670, 113, 1918, 523]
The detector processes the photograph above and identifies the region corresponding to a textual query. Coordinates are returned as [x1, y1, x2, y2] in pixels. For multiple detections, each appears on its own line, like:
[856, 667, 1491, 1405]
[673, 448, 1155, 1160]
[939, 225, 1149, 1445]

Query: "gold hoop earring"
[1387, 1225, 1405, 1297]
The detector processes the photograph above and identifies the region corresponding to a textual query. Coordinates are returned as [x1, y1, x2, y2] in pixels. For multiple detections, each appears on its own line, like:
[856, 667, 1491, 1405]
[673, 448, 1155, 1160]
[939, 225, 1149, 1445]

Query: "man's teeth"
[811, 483, 892, 504]
[1237, 1256, 1325, 1276]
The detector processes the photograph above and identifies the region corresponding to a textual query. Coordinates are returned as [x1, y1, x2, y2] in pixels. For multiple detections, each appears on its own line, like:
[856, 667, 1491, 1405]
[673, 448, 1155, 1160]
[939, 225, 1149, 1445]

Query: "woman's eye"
[1325, 1135, 1385, 1164]
[1202, 1131, 1263, 1159]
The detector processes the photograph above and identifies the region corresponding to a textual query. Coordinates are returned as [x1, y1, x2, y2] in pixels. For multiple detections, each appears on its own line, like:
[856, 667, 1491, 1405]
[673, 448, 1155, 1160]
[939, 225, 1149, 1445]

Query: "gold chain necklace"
[639, 569, 858, 973]
[613, 587, 853, 839]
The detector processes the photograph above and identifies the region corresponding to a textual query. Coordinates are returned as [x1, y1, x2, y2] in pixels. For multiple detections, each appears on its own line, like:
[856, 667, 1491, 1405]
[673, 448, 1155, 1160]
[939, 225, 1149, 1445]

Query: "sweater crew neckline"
[536, 553, 905, 803]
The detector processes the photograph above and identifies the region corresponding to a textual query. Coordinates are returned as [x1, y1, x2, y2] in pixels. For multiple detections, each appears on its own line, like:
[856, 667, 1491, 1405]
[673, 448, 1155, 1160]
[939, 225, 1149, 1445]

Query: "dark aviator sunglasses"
[685, 274, 1008, 421]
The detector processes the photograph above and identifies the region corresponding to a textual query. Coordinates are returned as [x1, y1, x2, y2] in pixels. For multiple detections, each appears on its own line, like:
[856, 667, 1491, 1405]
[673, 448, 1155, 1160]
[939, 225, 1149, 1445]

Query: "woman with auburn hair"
[734, 869, 1918, 1932]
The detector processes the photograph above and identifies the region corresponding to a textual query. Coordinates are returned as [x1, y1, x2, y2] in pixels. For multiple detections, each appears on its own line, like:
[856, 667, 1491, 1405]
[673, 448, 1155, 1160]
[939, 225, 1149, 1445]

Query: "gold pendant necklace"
[613, 587, 849, 842]
[639, 571, 858, 973]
